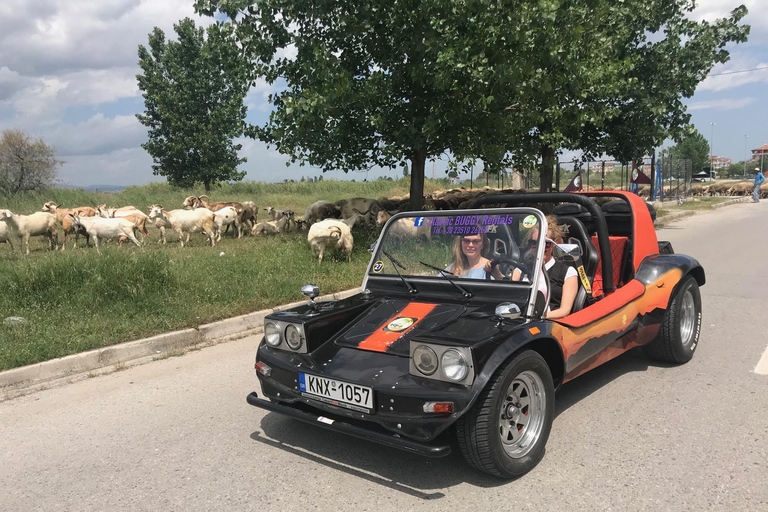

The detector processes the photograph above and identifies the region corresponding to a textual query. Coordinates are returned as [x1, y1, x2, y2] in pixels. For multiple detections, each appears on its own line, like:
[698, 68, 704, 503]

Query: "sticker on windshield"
[384, 317, 416, 332]
[523, 215, 538, 228]
[372, 261, 383, 273]
[414, 217, 425, 227]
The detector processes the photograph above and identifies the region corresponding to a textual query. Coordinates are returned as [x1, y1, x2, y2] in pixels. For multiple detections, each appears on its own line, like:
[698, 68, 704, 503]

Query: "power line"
[709, 65, 768, 77]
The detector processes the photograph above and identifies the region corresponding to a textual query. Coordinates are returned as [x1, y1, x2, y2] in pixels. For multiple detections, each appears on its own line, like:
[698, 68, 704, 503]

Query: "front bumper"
[247, 391, 451, 458]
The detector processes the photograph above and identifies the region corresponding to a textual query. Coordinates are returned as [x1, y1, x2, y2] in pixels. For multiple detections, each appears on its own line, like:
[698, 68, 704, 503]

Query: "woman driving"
[446, 233, 493, 279]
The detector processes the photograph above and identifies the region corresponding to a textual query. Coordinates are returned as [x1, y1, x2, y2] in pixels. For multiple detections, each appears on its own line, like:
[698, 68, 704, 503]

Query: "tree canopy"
[136, 18, 249, 192]
[195, 0, 748, 206]
[0, 130, 61, 195]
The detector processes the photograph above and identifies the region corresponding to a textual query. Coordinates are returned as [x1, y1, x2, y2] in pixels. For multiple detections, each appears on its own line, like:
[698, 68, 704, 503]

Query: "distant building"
[751, 144, 768, 161]
[708, 155, 731, 170]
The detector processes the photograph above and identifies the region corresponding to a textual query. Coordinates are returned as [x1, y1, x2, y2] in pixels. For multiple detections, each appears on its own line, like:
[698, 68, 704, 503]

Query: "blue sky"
[0, 0, 765, 187]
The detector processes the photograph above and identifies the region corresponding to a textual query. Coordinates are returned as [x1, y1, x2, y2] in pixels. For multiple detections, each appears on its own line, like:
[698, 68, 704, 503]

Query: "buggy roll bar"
[469, 192, 614, 294]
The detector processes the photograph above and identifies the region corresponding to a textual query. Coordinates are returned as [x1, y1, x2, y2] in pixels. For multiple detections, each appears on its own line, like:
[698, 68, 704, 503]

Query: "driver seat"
[555, 216, 598, 313]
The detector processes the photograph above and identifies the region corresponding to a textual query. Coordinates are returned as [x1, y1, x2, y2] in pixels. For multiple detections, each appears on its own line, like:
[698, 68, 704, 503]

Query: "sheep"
[341, 212, 367, 230]
[0, 209, 59, 255]
[41, 201, 95, 250]
[304, 200, 341, 227]
[212, 206, 239, 242]
[376, 210, 431, 242]
[182, 196, 245, 237]
[240, 201, 259, 232]
[335, 198, 381, 226]
[0, 220, 11, 247]
[307, 219, 353, 262]
[70, 213, 141, 253]
[97, 204, 139, 214]
[96, 207, 150, 241]
[251, 216, 290, 236]
[148, 205, 216, 248]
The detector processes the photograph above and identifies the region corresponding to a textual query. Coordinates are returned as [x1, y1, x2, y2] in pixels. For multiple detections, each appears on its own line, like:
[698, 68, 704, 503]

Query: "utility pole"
[709, 122, 715, 180]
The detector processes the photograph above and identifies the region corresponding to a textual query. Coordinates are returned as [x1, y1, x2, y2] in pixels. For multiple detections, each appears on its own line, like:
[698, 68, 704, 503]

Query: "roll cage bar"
[469, 192, 616, 295]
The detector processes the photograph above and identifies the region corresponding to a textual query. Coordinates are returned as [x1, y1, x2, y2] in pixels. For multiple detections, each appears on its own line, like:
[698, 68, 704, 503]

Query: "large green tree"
[136, 18, 249, 192]
[195, 1, 747, 205]
[662, 127, 711, 172]
[0, 130, 61, 195]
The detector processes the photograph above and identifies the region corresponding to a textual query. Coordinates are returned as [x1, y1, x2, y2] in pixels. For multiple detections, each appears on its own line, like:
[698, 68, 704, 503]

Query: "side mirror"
[301, 284, 320, 306]
[553, 243, 582, 263]
[494, 302, 521, 321]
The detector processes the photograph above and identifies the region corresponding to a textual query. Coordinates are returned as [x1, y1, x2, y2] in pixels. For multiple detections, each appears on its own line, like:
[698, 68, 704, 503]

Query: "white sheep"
[251, 215, 290, 236]
[148, 205, 216, 248]
[307, 219, 353, 262]
[0, 220, 11, 247]
[70, 214, 141, 253]
[376, 210, 431, 242]
[212, 206, 239, 242]
[0, 209, 58, 255]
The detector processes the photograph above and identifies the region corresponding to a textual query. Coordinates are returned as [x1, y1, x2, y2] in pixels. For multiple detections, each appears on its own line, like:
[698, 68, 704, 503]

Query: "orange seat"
[590, 235, 628, 298]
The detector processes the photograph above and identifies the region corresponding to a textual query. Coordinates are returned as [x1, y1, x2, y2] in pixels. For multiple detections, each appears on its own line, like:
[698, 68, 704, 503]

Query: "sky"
[0, 0, 766, 188]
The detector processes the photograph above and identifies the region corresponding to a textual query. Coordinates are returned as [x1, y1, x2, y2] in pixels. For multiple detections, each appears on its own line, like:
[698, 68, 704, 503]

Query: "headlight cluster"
[263, 320, 306, 353]
[410, 342, 473, 385]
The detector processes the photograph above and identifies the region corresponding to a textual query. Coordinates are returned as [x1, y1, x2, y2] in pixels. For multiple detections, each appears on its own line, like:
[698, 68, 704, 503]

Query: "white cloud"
[687, 97, 754, 110]
[698, 54, 768, 92]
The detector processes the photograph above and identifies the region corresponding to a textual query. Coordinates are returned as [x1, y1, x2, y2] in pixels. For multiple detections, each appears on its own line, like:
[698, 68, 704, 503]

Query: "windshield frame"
[362, 207, 549, 317]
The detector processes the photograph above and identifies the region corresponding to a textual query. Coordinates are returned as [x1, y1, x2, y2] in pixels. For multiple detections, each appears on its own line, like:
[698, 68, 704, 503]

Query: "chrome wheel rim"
[679, 290, 696, 347]
[499, 370, 546, 458]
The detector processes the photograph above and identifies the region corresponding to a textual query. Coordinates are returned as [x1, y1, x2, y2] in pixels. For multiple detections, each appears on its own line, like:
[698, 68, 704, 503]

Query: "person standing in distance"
[753, 167, 765, 203]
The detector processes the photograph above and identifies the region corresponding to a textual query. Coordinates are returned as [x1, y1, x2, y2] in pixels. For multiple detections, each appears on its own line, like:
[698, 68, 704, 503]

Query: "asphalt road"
[2, 201, 767, 511]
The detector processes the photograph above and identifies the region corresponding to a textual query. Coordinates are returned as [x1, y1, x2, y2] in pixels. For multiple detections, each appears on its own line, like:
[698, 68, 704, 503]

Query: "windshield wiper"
[381, 250, 418, 296]
[419, 260, 473, 300]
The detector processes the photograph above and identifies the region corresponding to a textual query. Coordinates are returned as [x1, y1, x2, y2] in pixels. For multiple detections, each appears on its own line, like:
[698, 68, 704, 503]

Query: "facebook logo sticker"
[414, 217, 425, 227]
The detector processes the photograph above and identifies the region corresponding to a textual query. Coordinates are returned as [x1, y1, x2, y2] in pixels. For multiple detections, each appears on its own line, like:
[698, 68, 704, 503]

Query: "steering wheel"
[490, 255, 534, 282]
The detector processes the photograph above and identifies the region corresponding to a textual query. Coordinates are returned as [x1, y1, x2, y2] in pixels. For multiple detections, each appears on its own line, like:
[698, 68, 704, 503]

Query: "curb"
[0, 287, 361, 401]
[654, 196, 749, 228]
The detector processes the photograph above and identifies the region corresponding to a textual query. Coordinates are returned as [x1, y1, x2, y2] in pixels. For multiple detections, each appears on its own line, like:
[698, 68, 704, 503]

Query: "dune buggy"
[247, 191, 704, 478]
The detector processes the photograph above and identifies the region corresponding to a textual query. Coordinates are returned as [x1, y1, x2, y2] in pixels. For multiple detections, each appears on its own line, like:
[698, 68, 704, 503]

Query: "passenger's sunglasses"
[461, 238, 482, 246]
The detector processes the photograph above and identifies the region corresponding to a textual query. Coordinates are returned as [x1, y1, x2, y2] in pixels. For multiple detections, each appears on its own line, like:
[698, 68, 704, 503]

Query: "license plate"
[298, 373, 374, 413]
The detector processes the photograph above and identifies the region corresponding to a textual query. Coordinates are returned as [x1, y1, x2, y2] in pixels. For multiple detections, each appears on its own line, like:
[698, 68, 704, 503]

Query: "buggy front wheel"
[455, 350, 555, 479]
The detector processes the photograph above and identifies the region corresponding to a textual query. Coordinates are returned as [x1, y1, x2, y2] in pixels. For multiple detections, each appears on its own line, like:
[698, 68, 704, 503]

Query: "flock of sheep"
[3, 181, 761, 258]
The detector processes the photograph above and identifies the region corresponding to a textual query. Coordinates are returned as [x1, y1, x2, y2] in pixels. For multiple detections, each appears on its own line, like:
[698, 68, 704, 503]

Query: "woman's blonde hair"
[546, 215, 566, 243]
[451, 232, 490, 277]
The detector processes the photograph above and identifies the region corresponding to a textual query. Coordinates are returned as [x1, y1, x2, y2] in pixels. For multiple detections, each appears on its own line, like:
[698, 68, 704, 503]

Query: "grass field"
[0, 177, 449, 371]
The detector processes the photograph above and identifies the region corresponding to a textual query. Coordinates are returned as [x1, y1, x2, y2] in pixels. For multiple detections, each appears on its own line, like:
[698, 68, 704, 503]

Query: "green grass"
[0, 178, 436, 371]
[654, 197, 734, 218]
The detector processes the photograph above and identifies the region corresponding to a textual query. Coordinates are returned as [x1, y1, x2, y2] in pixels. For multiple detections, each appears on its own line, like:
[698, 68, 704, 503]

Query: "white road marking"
[755, 344, 768, 375]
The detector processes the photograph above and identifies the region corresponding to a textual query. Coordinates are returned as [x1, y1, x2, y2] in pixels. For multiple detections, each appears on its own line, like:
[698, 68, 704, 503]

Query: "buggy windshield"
[368, 208, 547, 292]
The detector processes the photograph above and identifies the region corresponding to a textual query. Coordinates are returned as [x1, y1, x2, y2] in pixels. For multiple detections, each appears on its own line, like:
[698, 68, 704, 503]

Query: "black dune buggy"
[247, 191, 704, 478]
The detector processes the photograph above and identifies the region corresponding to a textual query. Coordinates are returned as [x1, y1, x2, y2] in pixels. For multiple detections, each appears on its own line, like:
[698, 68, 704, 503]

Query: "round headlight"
[413, 345, 438, 376]
[441, 349, 468, 381]
[264, 322, 281, 347]
[285, 324, 303, 350]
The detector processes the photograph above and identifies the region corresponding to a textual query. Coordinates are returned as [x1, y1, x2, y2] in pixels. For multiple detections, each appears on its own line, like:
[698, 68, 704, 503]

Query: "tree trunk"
[204, 180, 211, 193]
[408, 150, 427, 211]
[539, 145, 556, 192]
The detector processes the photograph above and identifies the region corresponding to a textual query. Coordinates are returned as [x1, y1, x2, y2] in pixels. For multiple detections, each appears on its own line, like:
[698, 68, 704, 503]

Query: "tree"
[136, 18, 249, 192]
[663, 128, 711, 172]
[195, 1, 748, 206]
[0, 130, 61, 195]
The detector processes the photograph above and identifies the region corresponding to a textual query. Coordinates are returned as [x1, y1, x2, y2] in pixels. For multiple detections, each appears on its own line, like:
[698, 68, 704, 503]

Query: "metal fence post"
[555, 160, 561, 192]
[601, 161, 605, 190]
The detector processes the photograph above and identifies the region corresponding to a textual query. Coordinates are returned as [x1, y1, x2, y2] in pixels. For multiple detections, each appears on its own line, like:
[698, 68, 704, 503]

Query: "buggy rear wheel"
[643, 275, 701, 364]
[455, 350, 554, 479]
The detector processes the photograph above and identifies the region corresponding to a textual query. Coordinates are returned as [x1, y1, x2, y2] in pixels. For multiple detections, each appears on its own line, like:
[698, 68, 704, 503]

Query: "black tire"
[455, 350, 555, 479]
[643, 275, 702, 364]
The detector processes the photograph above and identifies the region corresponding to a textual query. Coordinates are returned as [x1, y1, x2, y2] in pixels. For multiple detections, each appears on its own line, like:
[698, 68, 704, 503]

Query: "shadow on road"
[554, 347, 670, 417]
[250, 412, 508, 499]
